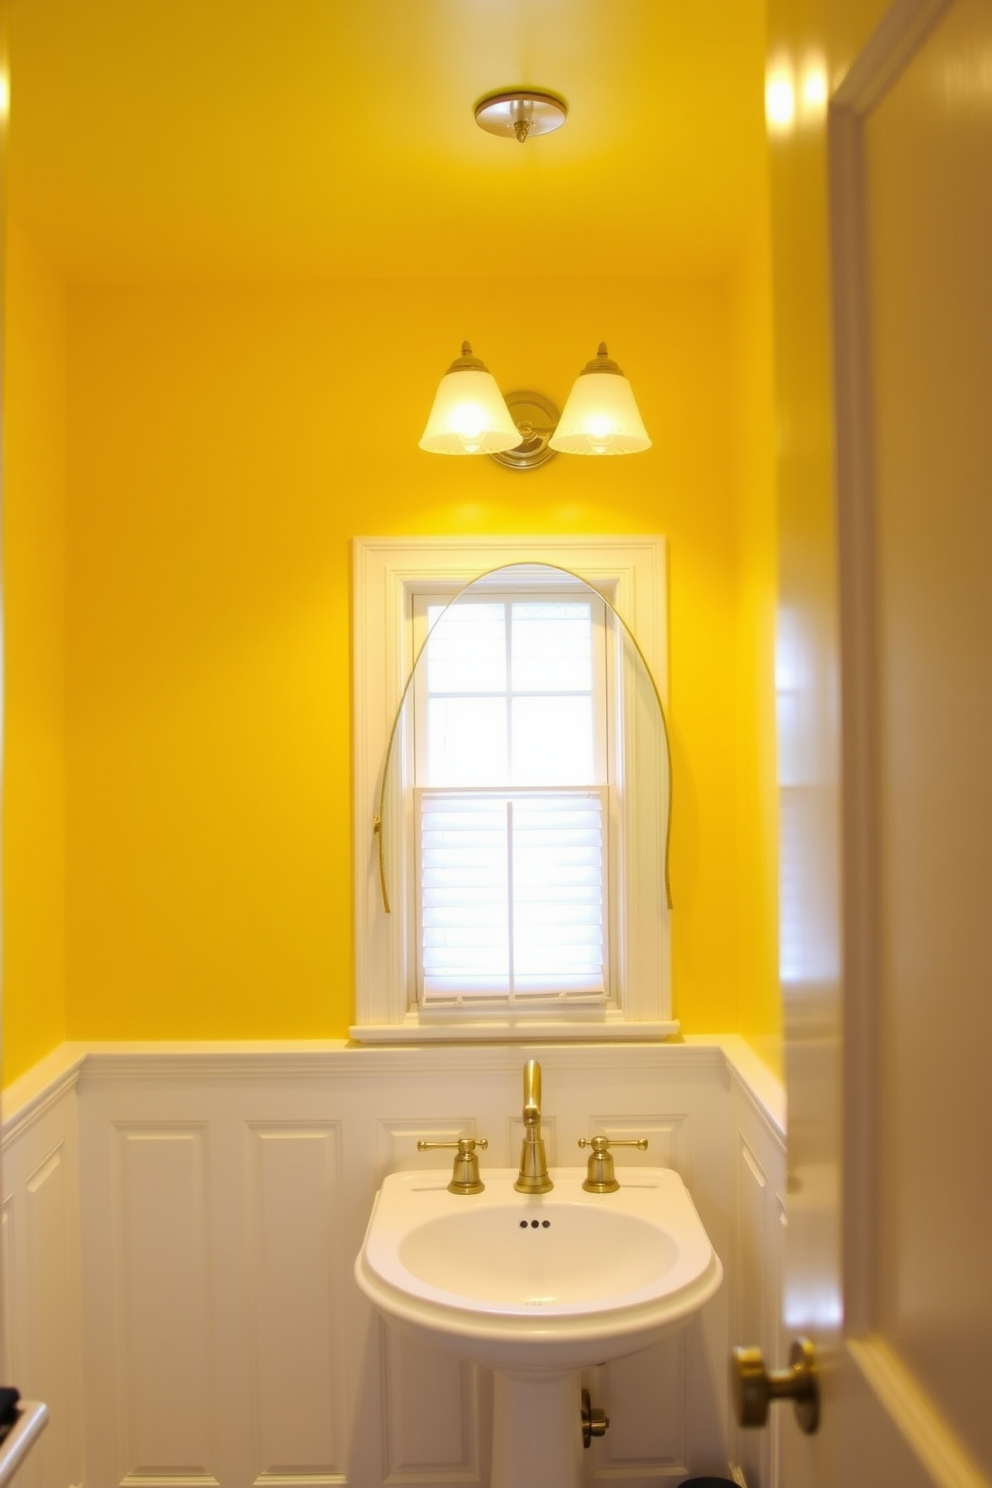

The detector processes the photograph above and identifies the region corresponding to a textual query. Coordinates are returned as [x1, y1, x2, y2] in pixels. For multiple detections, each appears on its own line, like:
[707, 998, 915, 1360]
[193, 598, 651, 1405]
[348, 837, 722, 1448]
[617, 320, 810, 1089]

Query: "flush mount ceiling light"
[420, 343, 651, 468]
[474, 88, 568, 144]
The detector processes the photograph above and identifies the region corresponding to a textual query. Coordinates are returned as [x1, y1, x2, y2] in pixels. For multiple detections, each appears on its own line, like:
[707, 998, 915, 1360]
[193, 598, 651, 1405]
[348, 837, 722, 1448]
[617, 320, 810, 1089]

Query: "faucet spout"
[523, 1057, 541, 1126]
[515, 1059, 553, 1194]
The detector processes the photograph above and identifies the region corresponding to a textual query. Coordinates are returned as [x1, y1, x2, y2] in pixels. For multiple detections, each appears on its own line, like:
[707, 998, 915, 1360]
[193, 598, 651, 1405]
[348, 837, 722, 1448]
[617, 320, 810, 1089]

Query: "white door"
[772, 0, 992, 1484]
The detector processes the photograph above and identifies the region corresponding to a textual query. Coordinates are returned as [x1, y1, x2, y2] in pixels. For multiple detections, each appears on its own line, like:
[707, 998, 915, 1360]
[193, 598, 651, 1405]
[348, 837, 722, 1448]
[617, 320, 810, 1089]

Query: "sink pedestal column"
[490, 1368, 584, 1488]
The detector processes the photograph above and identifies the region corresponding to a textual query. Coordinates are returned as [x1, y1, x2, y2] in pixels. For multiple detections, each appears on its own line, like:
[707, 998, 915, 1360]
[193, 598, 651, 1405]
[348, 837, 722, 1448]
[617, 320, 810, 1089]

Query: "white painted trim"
[827, 0, 958, 1344]
[5, 1036, 785, 1125]
[832, 0, 954, 113]
[829, 85, 881, 1343]
[75, 1037, 720, 1078]
[352, 534, 673, 1040]
[2, 1057, 86, 1488]
[849, 1336, 988, 1488]
[353, 533, 670, 695]
[350, 1019, 680, 1043]
[706, 1035, 787, 1140]
[1, 1044, 85, 1145]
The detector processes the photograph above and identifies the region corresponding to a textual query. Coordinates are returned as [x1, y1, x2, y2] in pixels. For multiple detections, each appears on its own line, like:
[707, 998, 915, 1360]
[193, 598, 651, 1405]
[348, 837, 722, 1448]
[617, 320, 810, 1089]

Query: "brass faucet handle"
[417, 1137, 489, 1153]
[578, 1135, 649, 1192]
[416, 1137, 489, 1195]
[578, 1136, 649, 1152]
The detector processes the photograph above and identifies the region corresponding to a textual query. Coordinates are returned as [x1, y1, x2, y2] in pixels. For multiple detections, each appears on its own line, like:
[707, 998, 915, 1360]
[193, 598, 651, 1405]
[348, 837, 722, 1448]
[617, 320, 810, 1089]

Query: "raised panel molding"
[113, 1124, 218, 1485]
[728, 1071, 787, 1488]
[24, 1143, 73, 1488]
[121, 1477, 220, 1488]
[1, 1079, 86, 1488]
[2, 1039, 786, 1488]
[587, 1116, 689, 1180]
[2, 1195, 16, 1381]
[245, 1123, 347, 1486]
[380, 1323, 484, 1484]
[735, 1136, 767, 1351]
[589, 1339, 688, 1480]
[376, 1118, 480, 1181]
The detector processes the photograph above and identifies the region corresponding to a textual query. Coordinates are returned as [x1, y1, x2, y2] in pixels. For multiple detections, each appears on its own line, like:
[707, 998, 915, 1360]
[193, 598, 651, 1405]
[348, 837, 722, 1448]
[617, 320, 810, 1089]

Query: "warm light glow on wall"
[766, 54, 827, 135]
[800, 58, 828, 120]
[765, 62, 796, 135]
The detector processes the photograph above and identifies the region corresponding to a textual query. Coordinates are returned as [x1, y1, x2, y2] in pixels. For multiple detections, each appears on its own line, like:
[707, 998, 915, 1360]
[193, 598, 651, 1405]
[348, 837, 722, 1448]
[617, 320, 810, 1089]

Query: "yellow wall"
[59, 273, 772, 1045]
[763, 0, 895, 1078]
[731, 217, 781, 1073]
[3, 260, 780, 1073]
[2, 218, 67, 1083]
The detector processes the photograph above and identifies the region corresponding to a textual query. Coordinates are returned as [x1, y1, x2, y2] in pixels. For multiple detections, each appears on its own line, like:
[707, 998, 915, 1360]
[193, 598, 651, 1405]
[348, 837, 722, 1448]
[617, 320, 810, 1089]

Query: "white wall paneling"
[380, 1324, 485, 1484]
[0, 1055, 85, 1488]
[2, 1196, 14, 1371]
[245, 1123, 346, 1485]
[376, 1120, 480, 1177]
[728, 1060, 787, 1488]
[112, 1122, 217, 1486]
[2, 1039, 785, 1488]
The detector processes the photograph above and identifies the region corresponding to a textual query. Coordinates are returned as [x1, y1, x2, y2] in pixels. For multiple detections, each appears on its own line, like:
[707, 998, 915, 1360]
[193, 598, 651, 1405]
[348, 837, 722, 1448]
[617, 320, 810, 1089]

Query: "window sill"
[349, 1019, 681, 1044]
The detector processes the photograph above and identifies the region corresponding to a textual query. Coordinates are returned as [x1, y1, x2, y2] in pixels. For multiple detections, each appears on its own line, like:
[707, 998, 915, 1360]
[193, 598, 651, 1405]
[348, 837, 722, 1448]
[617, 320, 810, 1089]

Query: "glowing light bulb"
[419, 344, 520, 456]
[549, 344, 651, 456]
[587, 416, 614, 453]
[452, 402, 488, 453]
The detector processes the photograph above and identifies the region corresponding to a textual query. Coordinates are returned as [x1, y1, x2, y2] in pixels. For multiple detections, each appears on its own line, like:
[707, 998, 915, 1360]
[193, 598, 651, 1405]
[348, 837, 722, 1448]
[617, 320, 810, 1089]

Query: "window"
[352, 537, 675, 1042]
[414, 585, 609, 1003]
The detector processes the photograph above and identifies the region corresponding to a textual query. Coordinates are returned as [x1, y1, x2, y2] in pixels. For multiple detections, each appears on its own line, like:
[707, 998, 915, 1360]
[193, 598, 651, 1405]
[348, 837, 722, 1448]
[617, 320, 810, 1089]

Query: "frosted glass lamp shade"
[548, 344, 651, 455]
[419, 343, 521, 455]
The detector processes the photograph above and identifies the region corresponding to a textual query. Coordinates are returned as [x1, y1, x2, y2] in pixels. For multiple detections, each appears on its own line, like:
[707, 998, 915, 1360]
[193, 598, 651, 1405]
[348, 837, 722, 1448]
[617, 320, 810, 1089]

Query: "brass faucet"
[417, 1136, 488, 1194]
[514, 1059, 553, 1194]
[578, 1134, 649, 1192]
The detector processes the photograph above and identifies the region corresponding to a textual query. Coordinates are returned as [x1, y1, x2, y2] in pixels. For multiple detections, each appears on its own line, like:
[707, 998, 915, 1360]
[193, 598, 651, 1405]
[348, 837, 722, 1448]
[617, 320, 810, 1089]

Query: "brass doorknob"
[731, 1337, 819, 1435]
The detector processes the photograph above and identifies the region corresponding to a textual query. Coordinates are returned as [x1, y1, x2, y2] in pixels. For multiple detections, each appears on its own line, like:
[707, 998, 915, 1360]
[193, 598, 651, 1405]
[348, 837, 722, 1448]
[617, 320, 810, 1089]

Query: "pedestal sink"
[355, 1167, 722, 1488]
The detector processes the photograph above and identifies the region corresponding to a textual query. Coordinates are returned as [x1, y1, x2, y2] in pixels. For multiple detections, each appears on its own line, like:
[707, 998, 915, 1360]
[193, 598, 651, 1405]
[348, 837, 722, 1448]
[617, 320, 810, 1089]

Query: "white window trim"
[351, 535, 677, 1043]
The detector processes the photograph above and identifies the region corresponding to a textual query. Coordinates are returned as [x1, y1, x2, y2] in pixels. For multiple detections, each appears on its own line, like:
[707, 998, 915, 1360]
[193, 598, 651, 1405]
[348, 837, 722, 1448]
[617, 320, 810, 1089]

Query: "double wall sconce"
[419, 342, 652, 471]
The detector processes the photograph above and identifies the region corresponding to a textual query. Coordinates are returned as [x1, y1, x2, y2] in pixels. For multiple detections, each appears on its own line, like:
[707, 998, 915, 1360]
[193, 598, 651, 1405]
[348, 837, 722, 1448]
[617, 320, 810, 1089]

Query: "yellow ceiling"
[7, 0, 769, 283]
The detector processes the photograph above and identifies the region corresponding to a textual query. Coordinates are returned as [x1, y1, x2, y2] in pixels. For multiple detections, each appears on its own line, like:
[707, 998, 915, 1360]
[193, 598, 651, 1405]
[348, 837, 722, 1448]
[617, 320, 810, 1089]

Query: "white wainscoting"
[2, 1039, 786, 1488]
[1, 1049, 86, 1488]
[726, 1052, 788, 1488]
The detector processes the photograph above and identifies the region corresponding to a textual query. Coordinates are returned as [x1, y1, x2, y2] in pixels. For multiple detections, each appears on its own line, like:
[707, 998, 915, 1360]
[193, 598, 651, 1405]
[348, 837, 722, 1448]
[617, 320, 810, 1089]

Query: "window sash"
[411, 590, 609, 789]
[416, 787, 609, 1005]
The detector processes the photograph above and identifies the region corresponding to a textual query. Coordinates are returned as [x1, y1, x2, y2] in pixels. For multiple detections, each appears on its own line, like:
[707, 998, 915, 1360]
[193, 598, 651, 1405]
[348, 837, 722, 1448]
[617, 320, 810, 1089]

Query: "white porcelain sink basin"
[356, 1166, 722, 1372]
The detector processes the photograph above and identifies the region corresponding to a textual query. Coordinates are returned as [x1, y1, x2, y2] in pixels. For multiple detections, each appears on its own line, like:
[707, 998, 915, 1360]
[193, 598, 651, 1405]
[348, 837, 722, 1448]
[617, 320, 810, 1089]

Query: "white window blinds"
[417, 787, 608, 1002]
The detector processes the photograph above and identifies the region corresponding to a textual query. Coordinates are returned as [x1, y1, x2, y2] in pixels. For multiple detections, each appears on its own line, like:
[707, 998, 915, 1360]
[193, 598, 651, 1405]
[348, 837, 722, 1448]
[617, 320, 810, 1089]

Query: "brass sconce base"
[488, 390, 560, 471]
